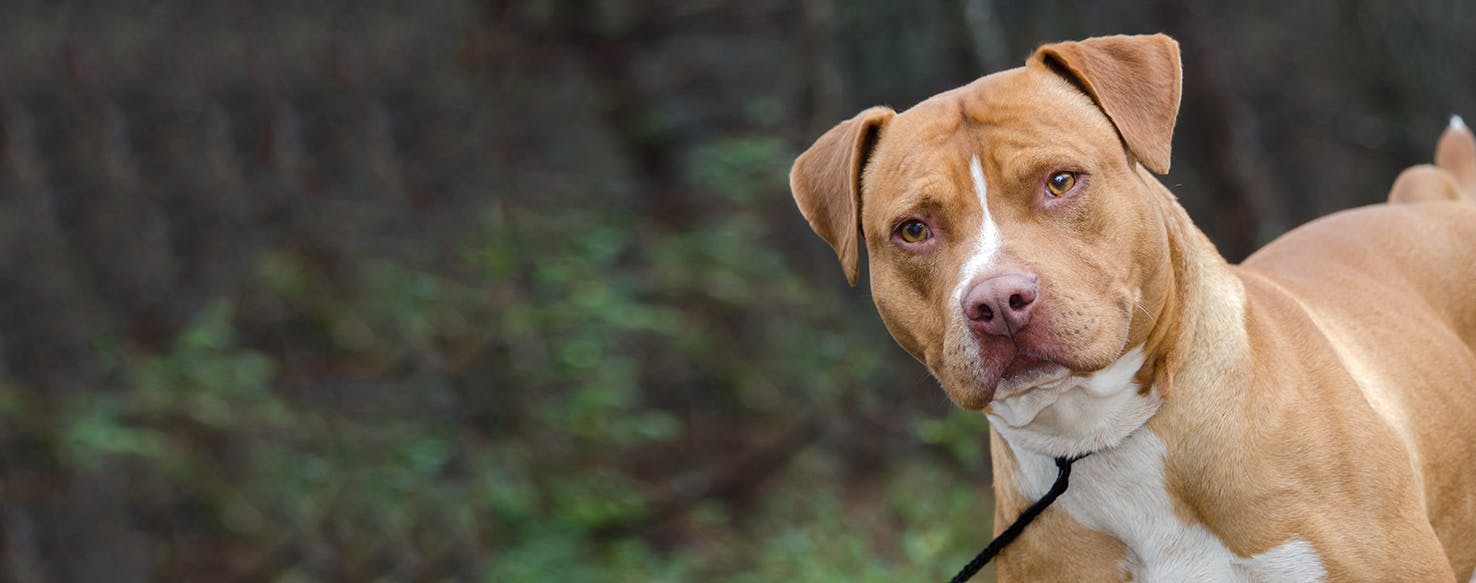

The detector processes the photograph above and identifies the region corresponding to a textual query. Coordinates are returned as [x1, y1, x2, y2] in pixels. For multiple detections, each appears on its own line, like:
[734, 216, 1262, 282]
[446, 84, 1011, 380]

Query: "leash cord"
[948, 453, 1088, 583]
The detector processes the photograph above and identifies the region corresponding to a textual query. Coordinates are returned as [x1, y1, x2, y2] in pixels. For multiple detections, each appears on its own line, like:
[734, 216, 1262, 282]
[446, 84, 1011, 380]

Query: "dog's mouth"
[992, 352, 1072, 399]
[952, 342, 1073, 409]
[944, 304, 1125, 410]
[1002, 353, 1057, 379]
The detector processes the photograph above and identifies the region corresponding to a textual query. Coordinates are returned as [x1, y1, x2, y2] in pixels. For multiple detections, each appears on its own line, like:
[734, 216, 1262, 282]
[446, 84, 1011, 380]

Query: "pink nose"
[961, 271, 1039, 337]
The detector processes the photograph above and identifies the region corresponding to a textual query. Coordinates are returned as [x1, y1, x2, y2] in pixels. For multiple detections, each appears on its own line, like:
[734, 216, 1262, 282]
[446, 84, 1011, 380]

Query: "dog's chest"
[1010, 429, 1326, 582]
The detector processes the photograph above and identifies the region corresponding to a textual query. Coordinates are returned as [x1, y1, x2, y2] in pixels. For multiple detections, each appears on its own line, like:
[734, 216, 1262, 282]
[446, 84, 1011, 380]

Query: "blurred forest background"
[0, 1, 1473, 581]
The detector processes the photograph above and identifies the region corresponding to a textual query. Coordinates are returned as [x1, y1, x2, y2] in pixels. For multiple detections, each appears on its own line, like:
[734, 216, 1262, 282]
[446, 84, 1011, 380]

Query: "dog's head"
[791, 34, 1184, 410]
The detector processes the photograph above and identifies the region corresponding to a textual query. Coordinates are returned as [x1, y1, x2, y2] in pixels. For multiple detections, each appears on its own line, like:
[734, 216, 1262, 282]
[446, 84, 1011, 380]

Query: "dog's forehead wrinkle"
[891, 129, 957, 172]
[874, 152, 970, 212]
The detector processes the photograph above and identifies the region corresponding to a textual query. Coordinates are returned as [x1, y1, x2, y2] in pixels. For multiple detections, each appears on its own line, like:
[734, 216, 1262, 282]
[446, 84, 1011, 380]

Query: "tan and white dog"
[790, 34, 1476, 581]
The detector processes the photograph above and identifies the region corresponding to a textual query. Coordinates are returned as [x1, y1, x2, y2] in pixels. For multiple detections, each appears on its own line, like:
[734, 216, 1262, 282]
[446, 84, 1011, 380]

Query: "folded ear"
[1031, 34, 1182, 174]
[790, 106, 895, 286]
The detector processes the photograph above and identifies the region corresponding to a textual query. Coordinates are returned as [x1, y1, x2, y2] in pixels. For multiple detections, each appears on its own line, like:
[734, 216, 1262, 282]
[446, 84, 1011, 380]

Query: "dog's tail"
[1388, 115, 1476, 204]
[1435, 115, 1476, 196]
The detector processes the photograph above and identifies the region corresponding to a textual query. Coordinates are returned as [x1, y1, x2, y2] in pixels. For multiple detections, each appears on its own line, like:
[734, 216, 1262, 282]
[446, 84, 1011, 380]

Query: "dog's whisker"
[1135, 300, 1156, 324]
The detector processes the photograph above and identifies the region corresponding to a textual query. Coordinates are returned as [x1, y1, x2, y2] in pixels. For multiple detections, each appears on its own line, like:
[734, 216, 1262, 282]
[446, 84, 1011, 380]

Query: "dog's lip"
[1002, 354, 1055, 378]
[989, 353, 1073, 401]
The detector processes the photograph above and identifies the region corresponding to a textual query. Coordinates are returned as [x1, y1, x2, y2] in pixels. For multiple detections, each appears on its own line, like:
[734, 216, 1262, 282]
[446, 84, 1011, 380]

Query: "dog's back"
[1234, 120, 1476, 575]
[1244, 115, 1476, 345]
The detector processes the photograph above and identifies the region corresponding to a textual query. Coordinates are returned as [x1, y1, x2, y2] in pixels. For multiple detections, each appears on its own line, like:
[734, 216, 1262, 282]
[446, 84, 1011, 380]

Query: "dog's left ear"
[1031, 34, 1182, 174]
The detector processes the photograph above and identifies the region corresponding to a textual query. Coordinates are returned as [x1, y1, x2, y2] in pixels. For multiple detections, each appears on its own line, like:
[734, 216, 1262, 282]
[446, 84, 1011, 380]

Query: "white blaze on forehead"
[952, 155, 1004, 303]
[969, 155, 1001, 259]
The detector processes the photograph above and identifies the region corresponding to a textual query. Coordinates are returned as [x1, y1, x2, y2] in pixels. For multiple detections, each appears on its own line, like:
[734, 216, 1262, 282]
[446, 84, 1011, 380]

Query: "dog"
[789, 34, 1476, 581]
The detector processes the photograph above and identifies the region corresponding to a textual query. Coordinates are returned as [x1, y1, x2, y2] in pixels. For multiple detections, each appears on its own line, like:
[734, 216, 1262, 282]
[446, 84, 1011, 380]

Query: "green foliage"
[62, 300, 282, 475]
[686, 136, 792, 204]
[17, 60, 976, 583]
[915, 409, 994, 471]
[1, 3, 1027, 579]
[131, 301, 284, 429]
[479, 125, 994, 580]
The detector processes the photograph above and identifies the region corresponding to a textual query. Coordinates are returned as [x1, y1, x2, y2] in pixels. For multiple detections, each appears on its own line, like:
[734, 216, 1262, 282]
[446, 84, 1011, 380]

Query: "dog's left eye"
[899, 220, 931, 243]
[1046, 171, 1077, 197]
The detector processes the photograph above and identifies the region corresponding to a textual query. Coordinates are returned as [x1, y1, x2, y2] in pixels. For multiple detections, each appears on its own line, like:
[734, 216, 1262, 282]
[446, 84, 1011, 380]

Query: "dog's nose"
[962, 271, 1039, 337]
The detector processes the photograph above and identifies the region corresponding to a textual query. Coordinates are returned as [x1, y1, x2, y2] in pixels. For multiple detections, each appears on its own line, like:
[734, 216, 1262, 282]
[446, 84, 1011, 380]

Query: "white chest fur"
[1004, 430, 1325, 582]
[987, 348, 1326, 581]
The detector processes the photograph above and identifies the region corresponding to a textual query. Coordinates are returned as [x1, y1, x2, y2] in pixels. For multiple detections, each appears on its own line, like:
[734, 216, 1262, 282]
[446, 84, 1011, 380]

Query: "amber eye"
[1047, 171, 1077, 197]
[899, 220, 931, 243]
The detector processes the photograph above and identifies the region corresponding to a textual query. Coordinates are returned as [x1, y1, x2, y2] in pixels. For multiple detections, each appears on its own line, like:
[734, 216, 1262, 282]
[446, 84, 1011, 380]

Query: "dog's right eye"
[1047, 171, 1077, 197]
[899, 220, 931, 243]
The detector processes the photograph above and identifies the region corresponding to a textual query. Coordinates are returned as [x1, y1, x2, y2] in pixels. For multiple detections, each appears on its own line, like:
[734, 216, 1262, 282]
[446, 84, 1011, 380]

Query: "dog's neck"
[1139, 171, 1251, 402]
[987, 169, 1250, 459]
[984, 175, 1323, 580]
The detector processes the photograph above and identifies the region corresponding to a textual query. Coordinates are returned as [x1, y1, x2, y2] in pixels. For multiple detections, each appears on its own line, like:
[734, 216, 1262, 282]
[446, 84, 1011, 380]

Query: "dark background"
[1, 1, 1472, 581]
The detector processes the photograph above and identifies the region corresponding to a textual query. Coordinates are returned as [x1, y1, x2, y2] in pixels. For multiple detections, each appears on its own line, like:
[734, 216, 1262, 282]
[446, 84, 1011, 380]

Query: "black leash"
[948, 453, 1089, 583]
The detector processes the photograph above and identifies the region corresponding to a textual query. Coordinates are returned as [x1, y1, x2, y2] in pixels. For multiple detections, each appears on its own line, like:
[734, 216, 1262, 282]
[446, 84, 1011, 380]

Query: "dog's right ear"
[790, 106, 895, 286]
